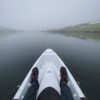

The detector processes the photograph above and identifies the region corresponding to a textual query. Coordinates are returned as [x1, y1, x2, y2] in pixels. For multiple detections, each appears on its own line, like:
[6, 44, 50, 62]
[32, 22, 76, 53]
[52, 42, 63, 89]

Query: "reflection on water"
[0, 32, 16, 37]
[0, 32, 100, 100]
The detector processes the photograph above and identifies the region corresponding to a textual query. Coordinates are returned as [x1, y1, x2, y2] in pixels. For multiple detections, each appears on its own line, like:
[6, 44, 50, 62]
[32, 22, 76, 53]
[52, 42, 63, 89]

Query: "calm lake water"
[0, 32, 100, 100]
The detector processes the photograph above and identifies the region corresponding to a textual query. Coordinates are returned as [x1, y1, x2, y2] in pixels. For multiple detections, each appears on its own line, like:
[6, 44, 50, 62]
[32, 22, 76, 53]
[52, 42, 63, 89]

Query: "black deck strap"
[37, 87, 61, 100]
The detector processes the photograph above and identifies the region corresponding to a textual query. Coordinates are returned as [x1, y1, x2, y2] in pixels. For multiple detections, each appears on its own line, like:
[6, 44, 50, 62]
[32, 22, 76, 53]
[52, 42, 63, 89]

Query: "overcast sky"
[0, 0, 100, 30]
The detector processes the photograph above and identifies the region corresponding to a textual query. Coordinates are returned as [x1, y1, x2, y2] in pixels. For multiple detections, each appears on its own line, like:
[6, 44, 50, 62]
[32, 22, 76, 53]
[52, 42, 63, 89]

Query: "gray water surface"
[0, 32, 100, 100]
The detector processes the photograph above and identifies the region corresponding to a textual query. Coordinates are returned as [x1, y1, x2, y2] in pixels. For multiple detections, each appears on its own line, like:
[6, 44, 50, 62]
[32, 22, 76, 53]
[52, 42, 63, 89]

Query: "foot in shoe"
[60, 66, 68, 83]
[31, 67, 39, 83]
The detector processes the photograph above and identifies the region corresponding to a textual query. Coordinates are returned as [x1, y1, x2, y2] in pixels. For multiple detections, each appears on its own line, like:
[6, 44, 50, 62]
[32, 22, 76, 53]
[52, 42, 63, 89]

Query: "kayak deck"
[13, 49, 87, 100]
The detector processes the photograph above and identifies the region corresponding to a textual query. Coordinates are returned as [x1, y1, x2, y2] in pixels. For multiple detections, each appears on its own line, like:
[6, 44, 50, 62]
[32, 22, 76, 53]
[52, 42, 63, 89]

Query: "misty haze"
[0, 0, 100, 30]
[0, 0, 100, 100]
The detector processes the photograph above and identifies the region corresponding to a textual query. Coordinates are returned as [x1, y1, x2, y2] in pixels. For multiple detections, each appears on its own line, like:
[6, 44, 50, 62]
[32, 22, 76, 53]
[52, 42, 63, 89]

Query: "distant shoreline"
[48, 22, 100, 33]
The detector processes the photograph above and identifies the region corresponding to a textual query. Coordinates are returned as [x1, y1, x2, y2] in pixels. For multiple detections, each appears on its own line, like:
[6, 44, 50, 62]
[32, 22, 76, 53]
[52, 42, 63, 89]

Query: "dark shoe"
[60, 66, 68, 83]
[31, 67, 39, 83]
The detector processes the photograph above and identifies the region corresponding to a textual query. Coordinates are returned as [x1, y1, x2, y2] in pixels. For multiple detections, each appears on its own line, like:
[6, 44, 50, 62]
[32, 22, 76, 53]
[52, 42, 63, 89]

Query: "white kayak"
[13, 49, 87, 100]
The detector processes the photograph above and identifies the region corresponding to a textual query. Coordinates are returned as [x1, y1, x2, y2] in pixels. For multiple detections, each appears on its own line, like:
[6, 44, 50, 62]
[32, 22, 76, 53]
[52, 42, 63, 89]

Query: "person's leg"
[60, 67, 74, 100]
[23, 80, 39, 100]
[60, 80, 74, 100]
[23, 67, 39, 100]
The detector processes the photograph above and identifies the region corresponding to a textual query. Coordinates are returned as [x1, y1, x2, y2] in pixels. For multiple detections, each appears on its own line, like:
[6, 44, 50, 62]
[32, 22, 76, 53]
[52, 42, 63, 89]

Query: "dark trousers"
[23, 80, 39, 100]
[23, 80, 74, 100]
[60, 81, 74, 100]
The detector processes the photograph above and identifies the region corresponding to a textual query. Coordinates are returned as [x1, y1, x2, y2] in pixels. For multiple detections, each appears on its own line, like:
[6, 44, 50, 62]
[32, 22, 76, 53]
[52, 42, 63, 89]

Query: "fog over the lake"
[0, 0, 100, 30]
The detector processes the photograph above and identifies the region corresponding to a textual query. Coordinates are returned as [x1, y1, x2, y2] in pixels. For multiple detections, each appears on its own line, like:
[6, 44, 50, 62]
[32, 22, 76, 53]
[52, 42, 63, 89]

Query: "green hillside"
[50, 23, 100, 33]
